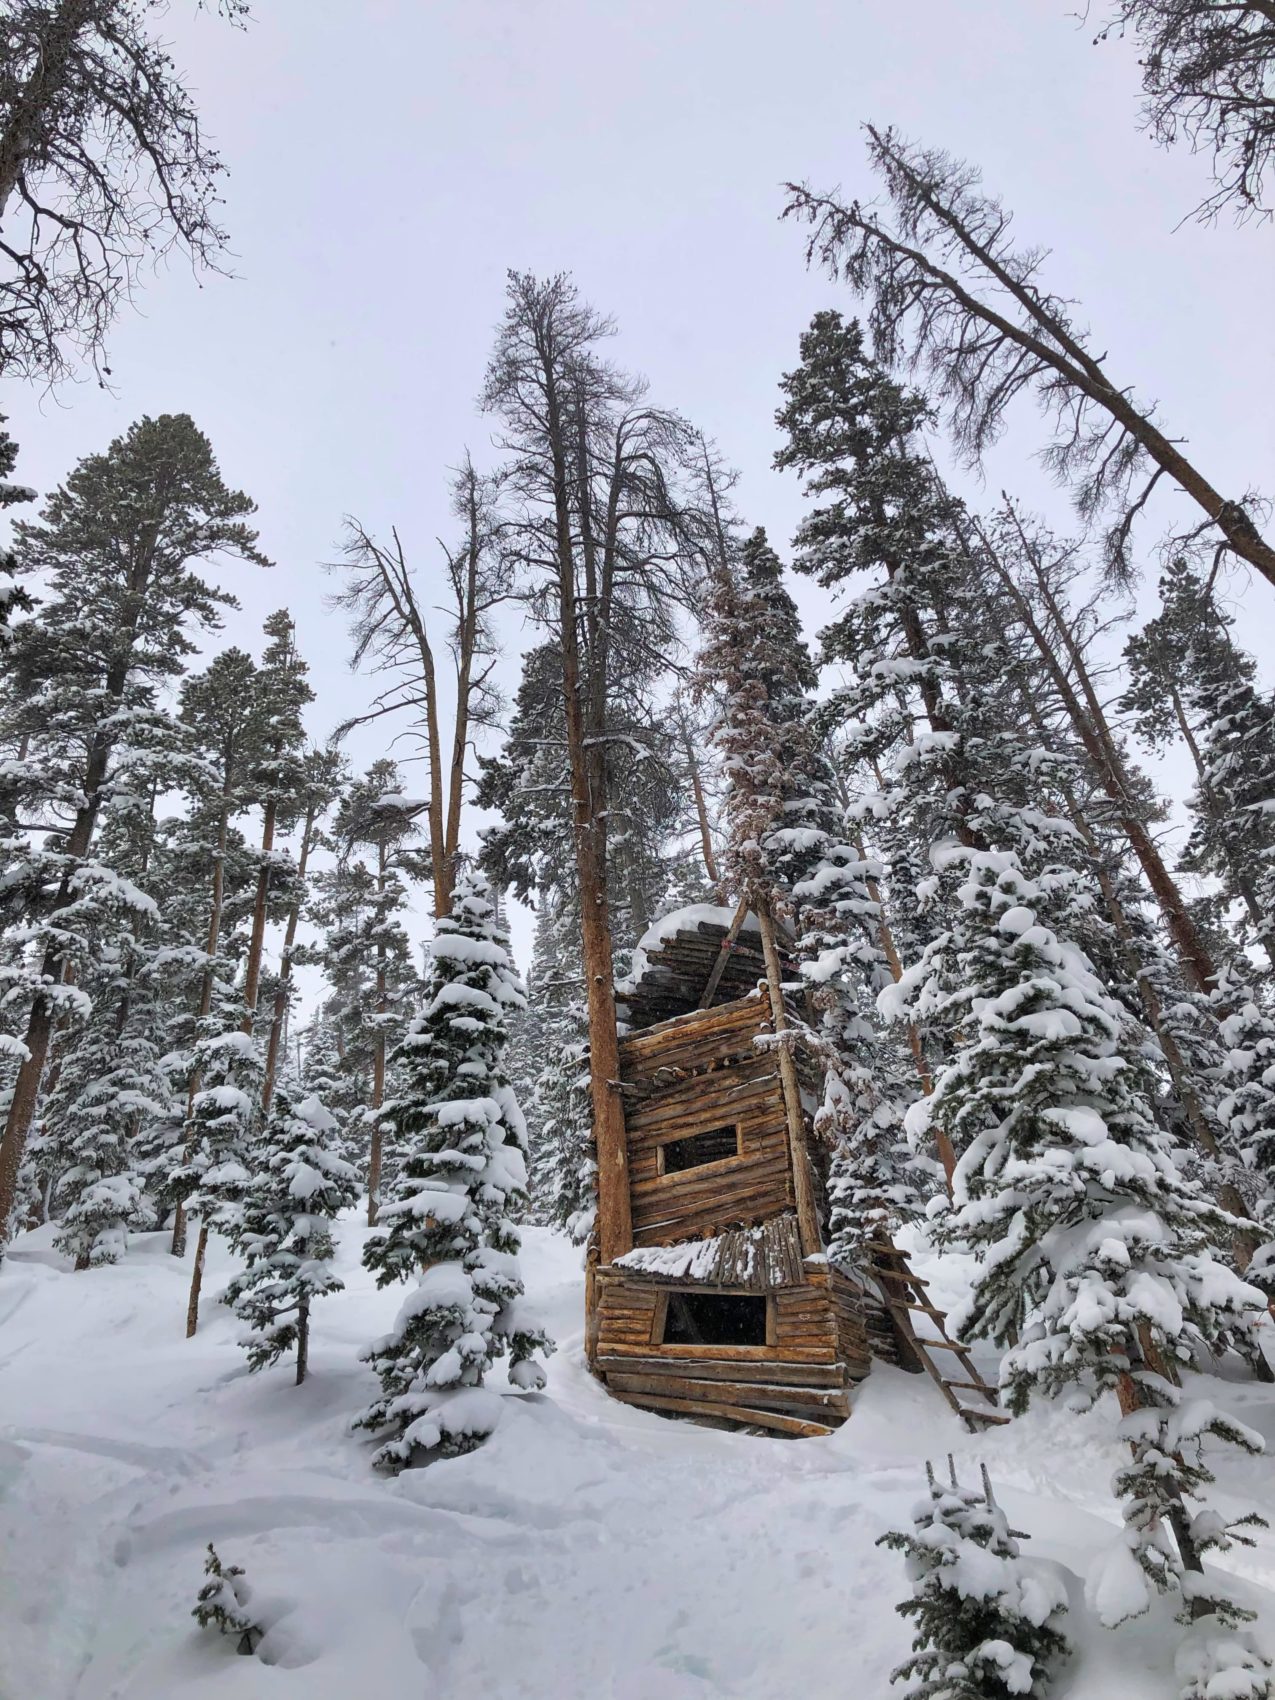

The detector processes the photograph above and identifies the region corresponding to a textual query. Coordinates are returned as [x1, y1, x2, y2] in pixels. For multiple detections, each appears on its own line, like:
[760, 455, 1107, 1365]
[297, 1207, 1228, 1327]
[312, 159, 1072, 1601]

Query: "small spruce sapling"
[878, 1457, 1069, 1699]
[193, 1544, 262, 1657]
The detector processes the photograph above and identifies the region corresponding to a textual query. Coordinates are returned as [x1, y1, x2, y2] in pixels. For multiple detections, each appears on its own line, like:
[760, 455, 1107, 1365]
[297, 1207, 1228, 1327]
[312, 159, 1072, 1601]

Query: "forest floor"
[3, 1217, 1275, 1698]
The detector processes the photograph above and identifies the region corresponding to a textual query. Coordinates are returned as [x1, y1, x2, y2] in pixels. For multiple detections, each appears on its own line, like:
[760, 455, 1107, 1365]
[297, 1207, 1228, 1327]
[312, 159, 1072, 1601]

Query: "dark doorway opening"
[661, 1290, 768, 1347]
[659, 1124, 740, 1175]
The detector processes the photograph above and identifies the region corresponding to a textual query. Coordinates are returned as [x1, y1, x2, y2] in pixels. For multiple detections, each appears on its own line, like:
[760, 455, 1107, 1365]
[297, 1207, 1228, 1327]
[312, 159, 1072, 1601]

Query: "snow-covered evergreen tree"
[0, 414, 267, 1253]
[225, 1082, 359, 1382]
[299, 1013, 366, 1177]
[878, 1458, 1070, 1699]
[355, 869, 551, 1470]
[901, 851, 1268, 1628]
[1124, 560, 1275, 973]
[176, 984, 264, 1322]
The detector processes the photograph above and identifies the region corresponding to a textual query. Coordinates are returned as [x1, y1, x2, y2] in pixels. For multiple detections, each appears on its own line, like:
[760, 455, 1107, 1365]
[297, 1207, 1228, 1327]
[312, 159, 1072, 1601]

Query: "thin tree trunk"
[677, 696, 721, 892]
[367, 835, 389, 1227]
[974, 517, 1219, 995]
[262, 801, 320, 1114]
[185, 1224, 208, 1338]
[172, 785, 232, 1258]
[814, 148, 1275, 592]
[0, 791, 99, 1251]
[295, 1297, 309, 1385]
[549, 388, 631, 1266]
[240, 799, 277, 1030]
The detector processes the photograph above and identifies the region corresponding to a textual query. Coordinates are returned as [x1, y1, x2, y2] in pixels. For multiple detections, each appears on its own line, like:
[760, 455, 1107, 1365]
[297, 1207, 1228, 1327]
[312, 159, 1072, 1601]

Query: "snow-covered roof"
[615, 902, 786, 1030]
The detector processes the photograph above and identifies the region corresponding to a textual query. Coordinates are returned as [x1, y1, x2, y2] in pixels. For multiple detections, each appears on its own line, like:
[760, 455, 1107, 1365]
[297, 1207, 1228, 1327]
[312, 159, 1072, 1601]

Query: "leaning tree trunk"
[0, 769, 103, 1254]
[976, 521, 1220, 997]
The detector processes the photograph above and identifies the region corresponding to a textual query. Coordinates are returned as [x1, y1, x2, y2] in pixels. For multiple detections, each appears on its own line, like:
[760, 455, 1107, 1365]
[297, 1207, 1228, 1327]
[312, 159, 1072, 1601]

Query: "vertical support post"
[755, 897, 822, 1259]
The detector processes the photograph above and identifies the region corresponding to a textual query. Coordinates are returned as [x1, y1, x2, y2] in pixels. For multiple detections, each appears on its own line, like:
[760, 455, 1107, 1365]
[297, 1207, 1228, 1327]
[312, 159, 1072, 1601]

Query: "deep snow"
[3, 1218, 1275, 1698]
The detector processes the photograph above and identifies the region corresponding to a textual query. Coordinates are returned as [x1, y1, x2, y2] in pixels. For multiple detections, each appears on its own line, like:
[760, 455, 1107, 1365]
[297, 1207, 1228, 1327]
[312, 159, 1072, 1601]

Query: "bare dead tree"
[783, 126, 1275, 592]
[480, 270, 705, 1267]
[1092, 0, 1275, 221]
[0, 0, 251, 385]
[327, 457, 508, 918]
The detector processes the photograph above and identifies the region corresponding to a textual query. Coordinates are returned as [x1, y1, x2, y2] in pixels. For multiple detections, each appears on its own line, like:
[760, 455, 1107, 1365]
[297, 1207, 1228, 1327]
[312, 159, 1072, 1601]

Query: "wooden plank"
[598, 1340, 839, 1365]
[611, 1389, 835, 1439]
[595, 1354, 848, 1389]
[618, 994, 768, 1056]
[606, 1370, 851, 1419]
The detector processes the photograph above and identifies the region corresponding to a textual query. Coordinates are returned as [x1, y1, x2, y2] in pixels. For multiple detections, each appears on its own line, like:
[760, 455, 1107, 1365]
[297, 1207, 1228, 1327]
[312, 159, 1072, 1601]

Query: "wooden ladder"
[867, 1237, 1008, 1432]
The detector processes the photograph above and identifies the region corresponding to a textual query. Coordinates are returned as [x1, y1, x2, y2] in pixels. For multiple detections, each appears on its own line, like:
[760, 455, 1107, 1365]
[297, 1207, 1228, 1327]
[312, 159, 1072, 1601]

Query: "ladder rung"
[892, 1299, 947, 1318]
[959, 1407, 1011, 1426]
[912, 1339, 968, 1353]
[874, 1267, 930, 1288]
[946, 1379, 998, 1399]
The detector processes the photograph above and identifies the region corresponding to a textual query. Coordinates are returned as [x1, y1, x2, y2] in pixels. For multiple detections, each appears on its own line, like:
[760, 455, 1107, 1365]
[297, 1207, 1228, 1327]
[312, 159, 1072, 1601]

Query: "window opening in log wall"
[658, 1123, 740, 1175]
[661, 1291, 768, 1347]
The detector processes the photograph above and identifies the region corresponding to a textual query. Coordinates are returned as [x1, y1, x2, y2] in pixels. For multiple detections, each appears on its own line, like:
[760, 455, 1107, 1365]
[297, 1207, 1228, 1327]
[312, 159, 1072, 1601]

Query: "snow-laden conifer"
[900, 850, 1268, 1628]
[46, 966, 168, 1268]
[879, 1457, 1070, 1699]
[225, 1082, 358, 1381]
[192, 1544, 262, 1657]
[355, 869, 551, 1469]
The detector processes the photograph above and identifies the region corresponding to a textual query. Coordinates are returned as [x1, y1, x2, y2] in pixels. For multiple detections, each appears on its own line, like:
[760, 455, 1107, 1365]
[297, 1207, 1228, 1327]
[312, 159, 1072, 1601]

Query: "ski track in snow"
[3, 1217, 1274, 1698]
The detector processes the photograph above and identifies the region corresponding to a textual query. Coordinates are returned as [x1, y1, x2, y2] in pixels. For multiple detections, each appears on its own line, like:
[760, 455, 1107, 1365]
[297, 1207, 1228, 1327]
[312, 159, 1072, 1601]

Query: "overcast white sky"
[4, 0, 1273, 969]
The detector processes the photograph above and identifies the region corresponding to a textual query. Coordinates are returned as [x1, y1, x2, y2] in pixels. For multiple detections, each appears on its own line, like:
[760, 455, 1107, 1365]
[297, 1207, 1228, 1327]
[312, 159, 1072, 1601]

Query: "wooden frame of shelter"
[586, 899, 1006, 1437]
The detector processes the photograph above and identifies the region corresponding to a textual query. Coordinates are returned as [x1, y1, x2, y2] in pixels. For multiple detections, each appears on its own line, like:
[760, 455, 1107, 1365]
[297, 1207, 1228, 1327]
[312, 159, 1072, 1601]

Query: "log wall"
[594, 1264, 872, 1436]
[618, 997, 793, 1247]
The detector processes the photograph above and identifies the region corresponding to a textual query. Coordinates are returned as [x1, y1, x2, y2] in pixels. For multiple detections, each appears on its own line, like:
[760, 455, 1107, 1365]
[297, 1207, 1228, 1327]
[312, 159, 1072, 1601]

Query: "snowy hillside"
[4, 1218, 1274, 1699]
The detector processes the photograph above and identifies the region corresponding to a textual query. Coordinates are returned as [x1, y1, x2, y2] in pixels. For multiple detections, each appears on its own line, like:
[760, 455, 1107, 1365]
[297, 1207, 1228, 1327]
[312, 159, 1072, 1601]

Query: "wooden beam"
[754, 896, 822, 1259]
[696, 895, 752, 1010]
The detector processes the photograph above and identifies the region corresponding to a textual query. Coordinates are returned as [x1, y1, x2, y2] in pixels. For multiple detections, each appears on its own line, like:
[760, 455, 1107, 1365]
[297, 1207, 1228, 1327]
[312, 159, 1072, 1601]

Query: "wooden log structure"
[591, 902, 991, 1438]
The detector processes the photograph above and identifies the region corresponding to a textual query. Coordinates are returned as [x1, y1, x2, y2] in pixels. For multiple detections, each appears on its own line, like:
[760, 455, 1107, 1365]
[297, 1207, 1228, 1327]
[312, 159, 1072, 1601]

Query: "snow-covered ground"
[3, 1218, 1274, 1698]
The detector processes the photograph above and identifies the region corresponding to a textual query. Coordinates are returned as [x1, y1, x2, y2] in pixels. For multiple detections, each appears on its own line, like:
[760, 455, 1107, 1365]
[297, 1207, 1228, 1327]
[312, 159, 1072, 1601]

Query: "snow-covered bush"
[1175, 1617, 1272, 1700]
[878, 1457, 1070, 1698]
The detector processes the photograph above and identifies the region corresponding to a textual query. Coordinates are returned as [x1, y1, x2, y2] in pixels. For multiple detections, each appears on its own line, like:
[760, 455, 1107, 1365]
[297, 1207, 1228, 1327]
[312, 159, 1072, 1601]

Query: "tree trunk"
[295, 1297, 309, 1385]
[677, 697, 721, 893]
[172, 788, 232, 1259]
[0, 776, 102, 1253]
[975, 518, 1219, 996]
[186, 1224, 208, 1338]
[840, 145, 1275, 593]
[756, 898, 823, 1256]
[240, 798, 277, 1031]
[262, 801, 320, 1114]
[549, 390, 631, 1265]
[367, 836, 389, 1228]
